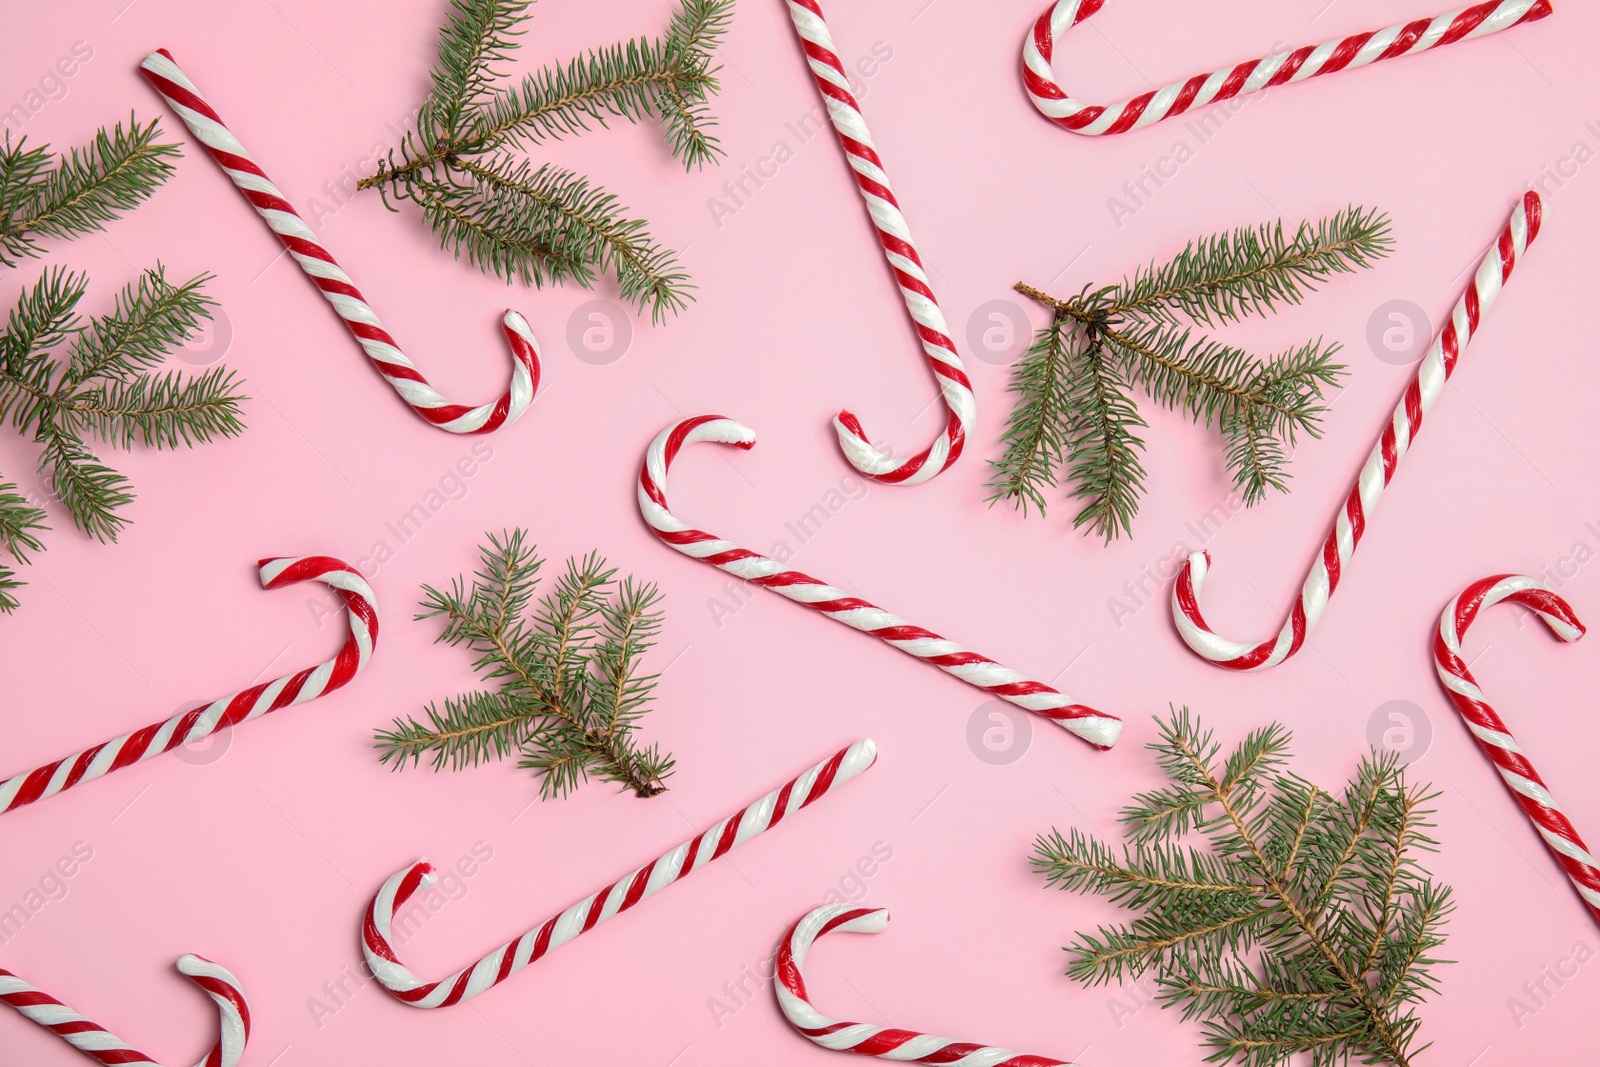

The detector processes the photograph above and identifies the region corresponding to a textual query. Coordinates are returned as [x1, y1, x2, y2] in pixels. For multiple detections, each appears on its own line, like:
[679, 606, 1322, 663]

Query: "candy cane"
[139, 50, 540, 435]
[0, 954, 249, 1067]
[1023, 0, 1552, 136]
[364, 739, 876, 1008]
[784, 0, 974, 486]
[0, 556, 377, 815]
[1434, 574, 1599, 922]
[777, 905, 1073, 1065]
[638, 416, 1122, 749]
[1171, 192, 1541, 671]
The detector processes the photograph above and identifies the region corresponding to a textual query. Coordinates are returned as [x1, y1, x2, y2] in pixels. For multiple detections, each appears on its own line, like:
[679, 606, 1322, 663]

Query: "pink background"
[3, 0, 1597, 1063]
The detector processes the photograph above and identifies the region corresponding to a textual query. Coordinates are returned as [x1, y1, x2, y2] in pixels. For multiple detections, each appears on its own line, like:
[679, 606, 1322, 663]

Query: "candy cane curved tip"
[175, 954, 252, 1067]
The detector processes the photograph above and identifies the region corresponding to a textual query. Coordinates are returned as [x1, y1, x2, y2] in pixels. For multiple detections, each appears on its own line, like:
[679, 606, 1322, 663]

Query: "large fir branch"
[1035, 710, 1451, 1067]
[0, 117, 180, 268]
[1105, 206, 1393, 328]
[64, 266, 215, 385]
[984, 318, 1072, 516]
[1061, 335, 1147, 543]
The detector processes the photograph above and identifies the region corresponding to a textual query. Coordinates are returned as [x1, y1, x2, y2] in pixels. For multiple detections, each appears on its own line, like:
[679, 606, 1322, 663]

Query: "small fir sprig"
[989, 207, 1393, 541]
[1032, 709, 1452, 1067]
[1, 115, 181, 268]
[358, 0, 732, 322]
[376, 529, 677, 799]
[0, 266, 246, 611]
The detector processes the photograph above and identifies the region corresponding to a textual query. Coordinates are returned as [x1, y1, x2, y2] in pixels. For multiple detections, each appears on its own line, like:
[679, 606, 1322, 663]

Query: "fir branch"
[0, 116, 180, 268]
[1032, 709, 1453, 1067]
[0, 267, 247, 548]
[0, 480, 48, 614]
[376, 530, 676, 799]
[357, 0, 728, 317]
[997, 207, 1388, 538]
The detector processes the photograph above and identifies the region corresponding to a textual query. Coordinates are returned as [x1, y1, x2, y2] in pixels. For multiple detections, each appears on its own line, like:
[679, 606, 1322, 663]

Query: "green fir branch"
[0, 481, 48, 614]
[0, 116, 180, 268]
[996, 207, 1389, 539]
[1032, 709, 1453, 1067]
[375, 529, 676, 799]
[357, 0, 729, 318]
[0, 267, 246, 561]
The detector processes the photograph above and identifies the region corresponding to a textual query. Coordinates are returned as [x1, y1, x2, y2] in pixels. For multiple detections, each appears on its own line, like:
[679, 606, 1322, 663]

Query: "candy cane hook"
[0, 556, 377, 814]
[139, 50, 541, 435]
[364, 739, 876, 1008]
[638, 416, 1122, 748]
[784, 0, 975, 486]
[0, 954, 249, 1067]
[1171, 192, 1542, 671]
[1023, 0, 1552, 135]
[777, 905, 1074, 1065]
[1434, 575, 1599, 922]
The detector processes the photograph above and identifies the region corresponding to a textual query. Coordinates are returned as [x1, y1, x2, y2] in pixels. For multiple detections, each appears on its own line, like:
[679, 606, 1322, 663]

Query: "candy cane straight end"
[139, 49, 542, 436]
[1023, 0, 1556, 136]
[1065, 712, 1122, 750]
[0, 955, 250, 1067]
[1435, 575, 1599, 921]
[777, 903, 1074, 1065]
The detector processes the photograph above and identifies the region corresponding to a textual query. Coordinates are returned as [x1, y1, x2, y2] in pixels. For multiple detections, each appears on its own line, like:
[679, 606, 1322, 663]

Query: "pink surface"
[2, 1, 1596, 1064]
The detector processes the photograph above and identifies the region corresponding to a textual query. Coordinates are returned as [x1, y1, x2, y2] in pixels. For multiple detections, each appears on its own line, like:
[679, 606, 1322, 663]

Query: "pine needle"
[996, 207, 1391, 539]
[375, 529, 676, 800]
[1033, 709, 1452, 1067]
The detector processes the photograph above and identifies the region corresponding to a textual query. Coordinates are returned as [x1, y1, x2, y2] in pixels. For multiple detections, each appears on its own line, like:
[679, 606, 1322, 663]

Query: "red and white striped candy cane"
[1023, 0, 1552, 135]
[777, 905, 1072, 1065]
[0, 556, 377, 815]
[638, 416, 1122, 749]
[364, 739, 876, 1008]
[1434, 574, 1599, 922]
[139, 50, 540, 435]
[0, 954, 249, 1067]
[784, 0, 974, 486]
[1171, 192, 1542, 671]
